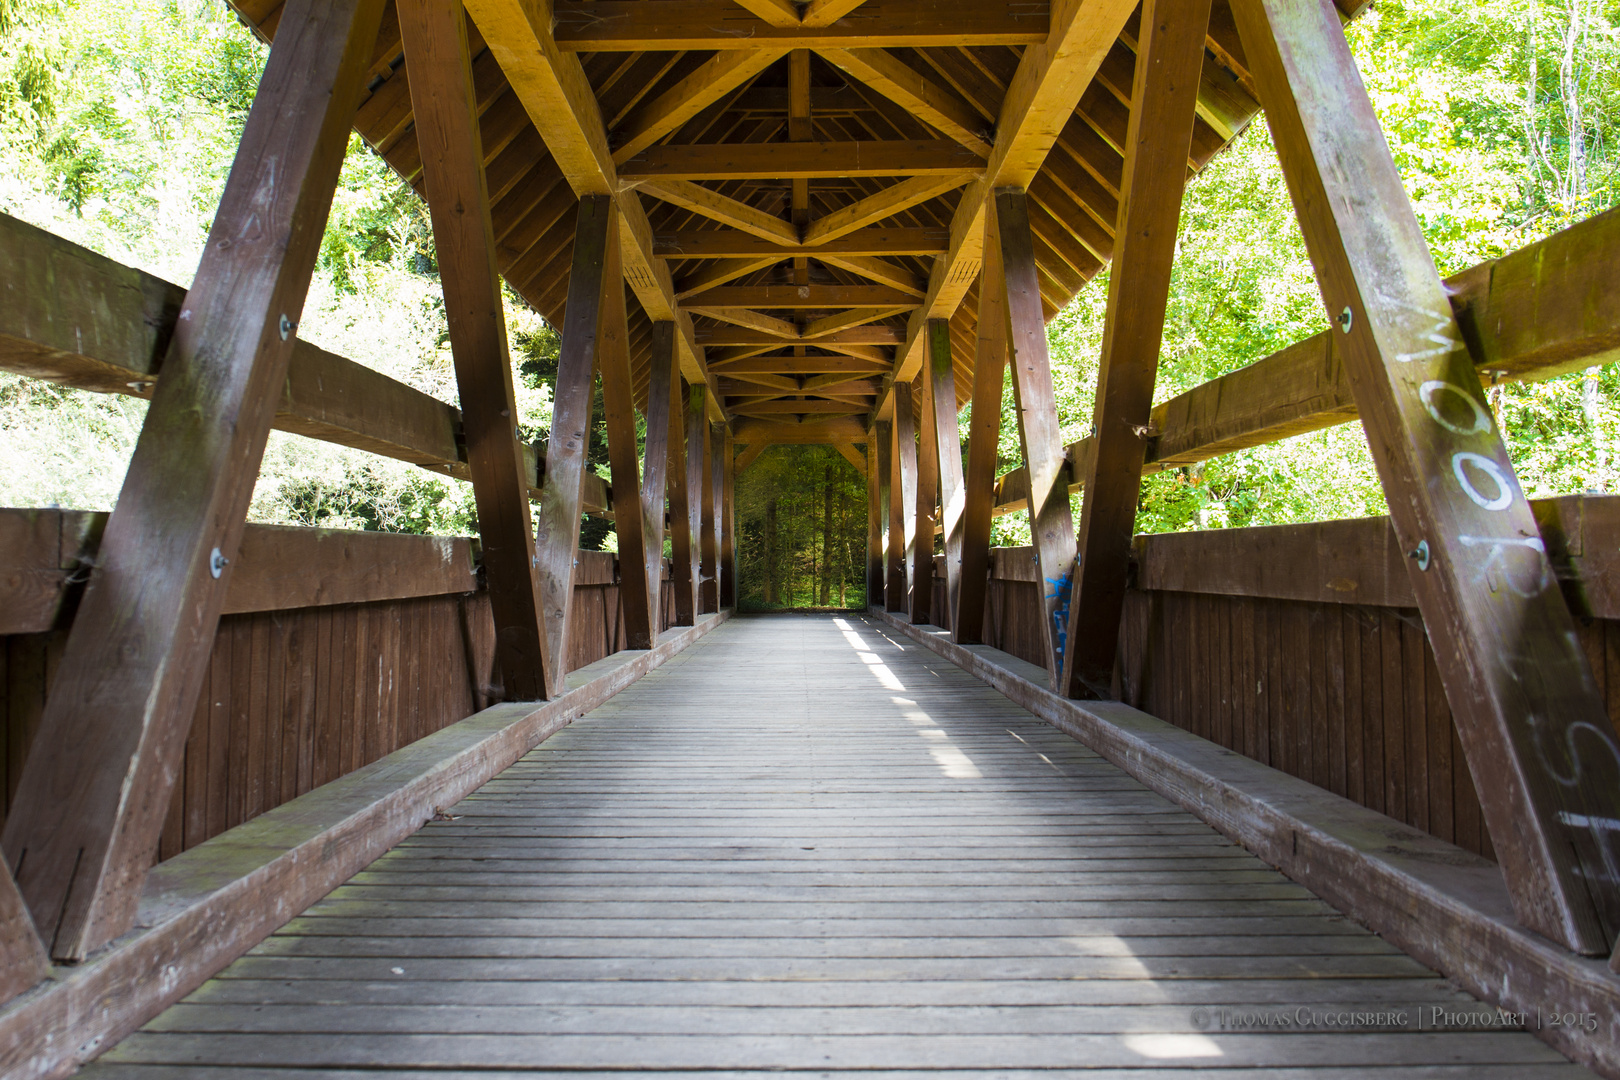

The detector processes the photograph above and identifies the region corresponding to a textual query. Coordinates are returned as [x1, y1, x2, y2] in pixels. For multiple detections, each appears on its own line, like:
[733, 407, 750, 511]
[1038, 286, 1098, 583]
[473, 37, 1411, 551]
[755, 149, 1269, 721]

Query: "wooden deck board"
[85, 614, 1590, 1076]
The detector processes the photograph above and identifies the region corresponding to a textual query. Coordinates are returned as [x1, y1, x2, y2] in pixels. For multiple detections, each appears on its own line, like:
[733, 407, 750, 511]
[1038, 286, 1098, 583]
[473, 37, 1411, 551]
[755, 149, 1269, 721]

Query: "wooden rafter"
[612, 50, 787, 164]
[621, 139, 985, 179]
[817, 48, 994, 157]
[655, 225, 947, 258]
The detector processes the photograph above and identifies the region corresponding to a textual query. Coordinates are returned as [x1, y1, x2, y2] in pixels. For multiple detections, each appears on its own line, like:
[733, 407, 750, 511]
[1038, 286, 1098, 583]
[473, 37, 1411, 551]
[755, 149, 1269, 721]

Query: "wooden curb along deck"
[868, 607, 1620, 1076]
[77, 613, 1590, 1076]
[0, 611, 727, 1080]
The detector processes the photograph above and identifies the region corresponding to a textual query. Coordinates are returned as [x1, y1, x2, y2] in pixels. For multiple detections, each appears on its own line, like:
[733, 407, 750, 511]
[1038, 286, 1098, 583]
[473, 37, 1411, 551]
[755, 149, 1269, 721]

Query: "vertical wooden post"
[0, 865, 47, 1004]
[534, 197, 614, 695]
[927, 320, 966, 634]
[912, 372, 939, 625]
[710, 423, 727, 609]
[887, 387, 916, 614]
[642, 322, 677, 635]
[721, 428, 737, 608]
[1, 0, 385, 960]
[1063, 0, 1211, 698]
[956, 269, 1009, 646]
[873, 420, 892, 609]
[667, 376, 696, 626]
[400, 0, 550, 696]
[695, 394, 718, 613]
[865, 435, 883, 606]
[1235, 0, 1620, 954]
[597, 241, 656, 650]
[994, 189, 1078, 691]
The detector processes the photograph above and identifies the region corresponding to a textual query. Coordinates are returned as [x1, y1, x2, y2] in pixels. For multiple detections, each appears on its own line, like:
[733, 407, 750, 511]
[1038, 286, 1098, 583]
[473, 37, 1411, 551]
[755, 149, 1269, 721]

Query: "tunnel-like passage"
[84, 615, 1585, 1077]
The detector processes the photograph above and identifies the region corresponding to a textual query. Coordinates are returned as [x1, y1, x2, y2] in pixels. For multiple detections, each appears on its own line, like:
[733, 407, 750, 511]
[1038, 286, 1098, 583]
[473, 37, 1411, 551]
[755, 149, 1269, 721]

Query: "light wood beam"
[804, 306, 910, 339]
[688, 306, 799, 338]
[612, 50, 787, 163]
[879, 0, 1139, 416]
[816, 253, 926, 294]
[639, 180, 799, 245]
[674, 256, 781, 300]
[655, 226, 948, 258]
[0, 0, 385, 961]
[401, 0, 550, 699]
[621, 139, 985, 179]
[803, 0, 869, 25]
[685, 284, 920, 308]
[1064, 0, 1210, 699]
[554, 1, 1050, 50]
[818, 48, 994, 157]
[1235, 0, 1620, 954]
[803, 173, 976, 245]
[734, 440, 772, 472]
[835, 441, 868, 475]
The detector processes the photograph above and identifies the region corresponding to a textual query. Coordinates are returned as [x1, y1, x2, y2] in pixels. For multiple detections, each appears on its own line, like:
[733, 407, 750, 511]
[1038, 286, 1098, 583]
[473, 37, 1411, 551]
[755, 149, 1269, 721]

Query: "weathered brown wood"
[886, 385, 916, 613]
[993, 189, 1075, 690]
[721, 428, 738, 608]
[692, 389, 718, 614]
[865, 434, 883, 604]
[642, 322, 678, 633]
[666, 375, 697, 626]
[708, 423, 726, 611]
[871, 419, 892, 607]
[910, 374, 938, 625]
[924, 320, 965, 634]
[955, 270, 1008, 646]
[552, 1, 1051, 50]
[621, 140, 985, 180]
[0, 861, 46, 1005]
[597, 240, 656, 650]
[1, 0, 385, 963]
[1064, 0, 1210, 699]
[401, 0, 549, 700]
[655, 227, 948, 258]
[534, 197, 616, 697]
[1234, 0, 1620, 954]
[728, 416, 868, 444]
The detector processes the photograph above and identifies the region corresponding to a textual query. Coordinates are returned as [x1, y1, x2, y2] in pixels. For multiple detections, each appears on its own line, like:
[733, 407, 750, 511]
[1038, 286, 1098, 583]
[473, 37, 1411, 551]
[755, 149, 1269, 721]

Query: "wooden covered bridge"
[2, 0, 1620, 1074]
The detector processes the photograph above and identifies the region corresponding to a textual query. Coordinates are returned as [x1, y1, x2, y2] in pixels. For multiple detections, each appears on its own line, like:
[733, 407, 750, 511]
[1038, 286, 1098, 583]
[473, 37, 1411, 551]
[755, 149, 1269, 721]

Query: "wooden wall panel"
[919, 545, 1620, 864]
[1, 569, 680, 860]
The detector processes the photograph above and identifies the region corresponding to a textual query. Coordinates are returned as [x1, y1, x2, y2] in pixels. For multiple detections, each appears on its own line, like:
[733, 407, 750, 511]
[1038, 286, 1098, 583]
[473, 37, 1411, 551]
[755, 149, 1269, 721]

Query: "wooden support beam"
[1234, 0, 1620, 954]
[803, 173, 976, 246]
[622, 140, 984, 180]
[635, 325, 673, 634]
[0, 0, 385, 962]
[879, 0, 1137, 414]
[817, 49, 994, 158]
[401, 0, 550, 702]
[816, 253, 926, 295]
[994, 189, 1077, 689]
[612, 50, 785, 164]
[731, 415, 869, 443]
[803, 0, 869, 25]
[708, 423, 727, 609]
[695, 392, 719, 613]
[553, 1, 1050, 50]
[669, 377, 698, 626]
[835, 441, 868, 476]
[639, 181, 799, 246]
[1064, 0, 1210, 699]
[684, 285, 920, 309]
[722, 427, 737, 607]
[0, 864, 47, 1005]
[803, 306, 911, 339]
[732, 399, 869, 415]
[732, 0, 799, 27]
[673, 256, 783, 301]
[925, 319, 964, 634]
[598, 247, 657, 649]
[699, 325, 901, 346]
[735, 440, 771, 473]
[913, 371, 938, 626]
[887, 382, 917, 613]
[711, 356, 890, 375]
[872, 418, 892, 605]
[688, 306, 800, 339]
[955, 254, 1008, 645]
[534, 197, 616, 695]
[655, 226, 948, 258]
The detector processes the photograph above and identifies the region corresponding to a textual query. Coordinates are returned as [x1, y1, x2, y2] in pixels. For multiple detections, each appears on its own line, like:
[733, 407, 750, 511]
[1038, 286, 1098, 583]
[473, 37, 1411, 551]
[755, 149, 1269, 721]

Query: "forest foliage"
[1, 0, 1617, 608]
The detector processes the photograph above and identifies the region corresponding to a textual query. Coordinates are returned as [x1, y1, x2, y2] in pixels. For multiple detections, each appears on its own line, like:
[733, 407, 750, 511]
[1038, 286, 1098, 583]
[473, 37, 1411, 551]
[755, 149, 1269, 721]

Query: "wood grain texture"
[597, 244, 655, 651]
[886, 386, 915, 614]
[642, 323, 677, 631]
[76, 613, 1592, 1078]
[913, 372, 938, 627]
[1, 0, 387, 962]
[926, 320, 965, 634]
[400, 0, 548, 700]
[1065, 0, 1210, 698]
[1235, 0, 1620, 954]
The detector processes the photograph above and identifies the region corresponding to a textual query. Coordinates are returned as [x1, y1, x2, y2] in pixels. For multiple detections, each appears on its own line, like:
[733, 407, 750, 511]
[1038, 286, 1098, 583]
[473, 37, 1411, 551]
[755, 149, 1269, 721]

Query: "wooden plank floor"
[85, 614, 1591, 1077]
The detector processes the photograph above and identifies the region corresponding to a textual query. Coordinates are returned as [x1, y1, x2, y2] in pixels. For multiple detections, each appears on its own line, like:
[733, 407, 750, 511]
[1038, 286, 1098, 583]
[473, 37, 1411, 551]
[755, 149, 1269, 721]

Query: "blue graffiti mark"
[1044, 567, 1074, 667]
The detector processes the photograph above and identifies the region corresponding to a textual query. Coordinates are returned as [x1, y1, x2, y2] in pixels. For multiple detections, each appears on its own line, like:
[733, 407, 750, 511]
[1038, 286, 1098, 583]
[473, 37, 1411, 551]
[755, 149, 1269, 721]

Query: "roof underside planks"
[226, 0, 1346, 444]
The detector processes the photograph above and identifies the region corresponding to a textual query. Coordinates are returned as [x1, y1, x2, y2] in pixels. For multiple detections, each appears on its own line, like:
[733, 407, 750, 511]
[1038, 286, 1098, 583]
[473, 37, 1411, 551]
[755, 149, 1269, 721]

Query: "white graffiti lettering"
[1452, 452, 1514, 511]
[1455, 534, 1551, 597]
[1419, 380, 1492, 435]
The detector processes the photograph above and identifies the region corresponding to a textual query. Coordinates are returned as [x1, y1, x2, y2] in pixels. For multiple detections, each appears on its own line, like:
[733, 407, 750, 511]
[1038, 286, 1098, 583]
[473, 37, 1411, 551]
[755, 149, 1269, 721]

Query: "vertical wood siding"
[1, 573, 680, 861]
